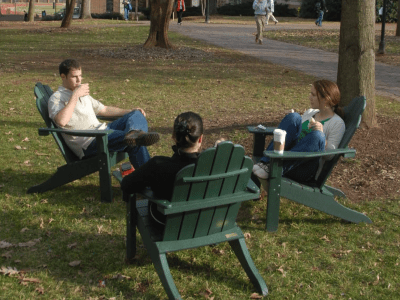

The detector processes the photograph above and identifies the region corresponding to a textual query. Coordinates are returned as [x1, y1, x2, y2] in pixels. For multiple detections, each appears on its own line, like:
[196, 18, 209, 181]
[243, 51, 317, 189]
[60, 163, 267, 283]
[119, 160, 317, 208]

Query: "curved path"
[170, 22, 400, 100]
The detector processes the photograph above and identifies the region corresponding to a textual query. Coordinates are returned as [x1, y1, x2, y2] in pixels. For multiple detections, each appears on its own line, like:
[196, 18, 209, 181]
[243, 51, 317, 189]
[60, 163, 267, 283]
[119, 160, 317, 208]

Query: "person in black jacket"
[121, 111, 204, 224]
[315, 0, 328, 27]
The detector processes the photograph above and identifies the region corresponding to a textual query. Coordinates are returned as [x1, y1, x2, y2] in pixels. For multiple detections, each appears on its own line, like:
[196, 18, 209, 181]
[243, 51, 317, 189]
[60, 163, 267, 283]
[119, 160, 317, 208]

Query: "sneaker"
[275, 20, 278, 25]
[253, 162, 270, 179]
[255, 36, 258, 43]
[124, 130, 160, 147]
[259, 40, 263, 45]
[252, 161, 264, 173]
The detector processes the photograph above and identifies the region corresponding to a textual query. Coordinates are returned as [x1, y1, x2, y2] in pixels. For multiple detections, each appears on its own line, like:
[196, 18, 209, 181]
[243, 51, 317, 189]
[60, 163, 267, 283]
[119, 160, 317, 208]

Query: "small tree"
[27, 0, 35, 22]
[61, 0, 76, 28]
[201, 0, 206, 16]
[143, 0, 174, 49]
[80, 0, 92, 19]
[337, 0, 377, 128]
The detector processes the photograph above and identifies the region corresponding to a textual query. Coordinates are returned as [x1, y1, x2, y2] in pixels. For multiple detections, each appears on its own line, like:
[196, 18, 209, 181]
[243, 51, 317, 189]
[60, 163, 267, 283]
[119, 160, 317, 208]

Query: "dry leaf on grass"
[20, 277, 40, 283]
[250, 293, 263, 299]
[0, 266, 19, 276]
[22, 137, 29, 142]
[112, 274, 131, 281]
[67, 242, 77, 249]
[20, 228, 29, 233]
[35, 287, 45, 294]
[69, 260, 81, 267]
[244, 232, 251, 239]
[211, 248, 225, 255]
[0, 241, 14, 249]
[320, 235, 330, 242]
[1, 251, 12, 259]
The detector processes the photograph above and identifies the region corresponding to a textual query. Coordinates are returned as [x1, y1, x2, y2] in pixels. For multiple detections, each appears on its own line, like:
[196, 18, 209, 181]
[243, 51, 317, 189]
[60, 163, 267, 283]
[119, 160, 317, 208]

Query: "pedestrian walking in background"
[253, 0, 268, 45]
[266, 0, 278, 25]
[122, 0, 132, 20]
[176, 0, 186, 25]
[315, 0, 328, 27]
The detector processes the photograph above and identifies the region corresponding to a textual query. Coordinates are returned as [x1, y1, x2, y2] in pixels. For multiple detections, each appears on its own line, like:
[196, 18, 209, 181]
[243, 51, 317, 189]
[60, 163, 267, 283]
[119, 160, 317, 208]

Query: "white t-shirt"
[48, 86, 107, 159]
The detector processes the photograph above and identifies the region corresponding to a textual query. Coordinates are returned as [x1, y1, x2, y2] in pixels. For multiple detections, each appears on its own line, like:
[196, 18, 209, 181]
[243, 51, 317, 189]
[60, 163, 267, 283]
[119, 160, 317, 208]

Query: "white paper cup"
[273, 129, 286, 154]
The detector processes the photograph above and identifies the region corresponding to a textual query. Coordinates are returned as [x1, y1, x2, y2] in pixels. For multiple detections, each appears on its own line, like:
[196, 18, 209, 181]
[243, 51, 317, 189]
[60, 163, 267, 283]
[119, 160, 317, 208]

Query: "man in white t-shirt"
[48, 59, 159, 169]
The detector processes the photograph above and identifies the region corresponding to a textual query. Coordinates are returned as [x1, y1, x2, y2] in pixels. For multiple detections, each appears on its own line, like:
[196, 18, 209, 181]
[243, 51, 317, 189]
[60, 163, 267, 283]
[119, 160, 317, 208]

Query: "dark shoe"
[124, 130, 160, 147]
[258, 40, 263, 45]
[255, 36, 259, 43]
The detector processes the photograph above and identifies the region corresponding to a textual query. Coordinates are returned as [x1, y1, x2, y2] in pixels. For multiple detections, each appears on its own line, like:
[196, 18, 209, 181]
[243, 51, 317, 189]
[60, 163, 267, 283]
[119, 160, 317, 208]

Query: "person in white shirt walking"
[253, 0, 268, 45]
[266, 0, 278, 25]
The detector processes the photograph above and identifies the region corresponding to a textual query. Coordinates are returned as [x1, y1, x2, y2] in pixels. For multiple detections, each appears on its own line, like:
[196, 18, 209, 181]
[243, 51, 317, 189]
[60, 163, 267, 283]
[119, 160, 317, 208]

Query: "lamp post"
[378, 0, 388, 54]
[205, 0, 210, 23]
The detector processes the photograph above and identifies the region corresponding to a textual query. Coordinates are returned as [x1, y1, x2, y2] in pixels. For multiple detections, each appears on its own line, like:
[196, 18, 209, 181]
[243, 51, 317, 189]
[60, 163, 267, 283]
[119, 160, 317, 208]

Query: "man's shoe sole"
[124, 131, 160, 147]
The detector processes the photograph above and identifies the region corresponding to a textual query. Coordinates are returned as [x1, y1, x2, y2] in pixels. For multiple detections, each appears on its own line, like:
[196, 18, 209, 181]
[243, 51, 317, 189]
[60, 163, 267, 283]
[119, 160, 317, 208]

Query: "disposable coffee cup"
[273, 129, 286, 155]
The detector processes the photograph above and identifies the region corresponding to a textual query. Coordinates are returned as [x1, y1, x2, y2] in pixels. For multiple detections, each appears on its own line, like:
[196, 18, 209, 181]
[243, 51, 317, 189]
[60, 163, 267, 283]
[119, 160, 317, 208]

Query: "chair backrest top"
[34, 82, 79, 163]
[162, 142, 255, 241]
[315, 96, 366, 187]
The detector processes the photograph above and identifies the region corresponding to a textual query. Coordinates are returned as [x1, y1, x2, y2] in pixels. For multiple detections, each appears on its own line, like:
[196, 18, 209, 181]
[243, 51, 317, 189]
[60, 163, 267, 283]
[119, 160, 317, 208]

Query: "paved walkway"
[170, 22, 400, 100]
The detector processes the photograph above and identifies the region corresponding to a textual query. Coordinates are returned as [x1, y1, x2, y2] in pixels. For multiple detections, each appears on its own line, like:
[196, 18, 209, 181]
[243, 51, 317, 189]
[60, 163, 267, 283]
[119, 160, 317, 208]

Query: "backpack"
[128, 3, 133, 11]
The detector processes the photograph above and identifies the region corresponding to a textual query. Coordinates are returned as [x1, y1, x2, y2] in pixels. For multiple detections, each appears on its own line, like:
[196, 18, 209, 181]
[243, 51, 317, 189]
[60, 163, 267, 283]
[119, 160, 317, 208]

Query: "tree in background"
[397, 0, 400, 35]
[80, 0, 92, 19]
[27, 0, 35, 22]
[61, 0, 76, 28]
[201, 0, 206, 16]
[143, 0, 174, 49]
[337, 0, 377, 128]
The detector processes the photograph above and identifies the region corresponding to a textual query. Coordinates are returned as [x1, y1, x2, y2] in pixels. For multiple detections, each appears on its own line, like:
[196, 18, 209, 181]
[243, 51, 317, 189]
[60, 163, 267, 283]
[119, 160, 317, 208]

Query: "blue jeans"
[316, 10, 324, 26]
[259, 113, 325, 182]
[124, 7, 129, 20]
[83, 110, 150, 169]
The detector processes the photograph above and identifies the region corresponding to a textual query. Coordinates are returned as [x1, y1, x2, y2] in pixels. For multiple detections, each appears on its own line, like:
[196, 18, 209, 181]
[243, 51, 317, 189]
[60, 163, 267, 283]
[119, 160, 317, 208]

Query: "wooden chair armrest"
[97, 116, 120, 122]
[38, 127, 114, 137]
[263, 148, 356, 160]
[247, 126, 276, 135]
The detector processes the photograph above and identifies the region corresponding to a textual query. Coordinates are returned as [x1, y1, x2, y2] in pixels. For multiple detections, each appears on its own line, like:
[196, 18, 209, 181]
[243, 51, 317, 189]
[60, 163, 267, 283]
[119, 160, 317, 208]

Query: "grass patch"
[1, 21, 399, 299]
[264, 29, 400, 66]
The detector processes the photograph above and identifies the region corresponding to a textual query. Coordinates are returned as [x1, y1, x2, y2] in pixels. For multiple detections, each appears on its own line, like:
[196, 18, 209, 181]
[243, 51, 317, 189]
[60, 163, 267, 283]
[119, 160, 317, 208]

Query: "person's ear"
[60, 73, 66, 80]
[198, 134, 203, 144]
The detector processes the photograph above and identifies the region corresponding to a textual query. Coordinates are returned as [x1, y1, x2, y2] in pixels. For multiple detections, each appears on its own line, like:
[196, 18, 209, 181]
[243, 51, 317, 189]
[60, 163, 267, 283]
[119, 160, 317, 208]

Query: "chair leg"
[229, 238, 268, 296]
[265, 159, 283, 232]
[150, 252, 182, 300]
[324, 185, 346, 198]
[126, 196, 137, 264]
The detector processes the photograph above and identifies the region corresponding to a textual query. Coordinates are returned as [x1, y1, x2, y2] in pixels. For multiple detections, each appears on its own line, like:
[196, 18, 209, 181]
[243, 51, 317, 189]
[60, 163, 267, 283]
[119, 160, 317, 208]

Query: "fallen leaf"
[244, 232, 251, 239]
[15, 145, 22, 150]
[48, 218, 54, 224]
[320, 235, 330, 242]
[22, 137, 29, 142]
[5, 131, 12, 135]
[250, 293, 263, 299]
[1, 251, 12, 259]
[20, 228, 29, 233]
[373, 274, 380, 286]
[98, 280, 106, 287]
[21, 277, 40, 283]
[67, 242, 77, 249]
[0, 241, 14, 249]
[97, 225, 103, 234]
[112, 274, 131, 280]
[40, 218, 44, 229]
[328, 294, 335, 299]
[35, 151, 50, 156]
[35, 287, 45, 294]
[0, 266, 19, 276]
[18, 241, 36, 247]
[14, 260, 21, 263]
[69, 260, 81, 267]
[211, 248, 225, 255]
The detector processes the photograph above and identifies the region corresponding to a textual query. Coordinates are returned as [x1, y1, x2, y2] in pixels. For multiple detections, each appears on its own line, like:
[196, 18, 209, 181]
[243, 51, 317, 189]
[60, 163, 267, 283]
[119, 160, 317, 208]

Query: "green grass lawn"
[1, 21, 400, 299]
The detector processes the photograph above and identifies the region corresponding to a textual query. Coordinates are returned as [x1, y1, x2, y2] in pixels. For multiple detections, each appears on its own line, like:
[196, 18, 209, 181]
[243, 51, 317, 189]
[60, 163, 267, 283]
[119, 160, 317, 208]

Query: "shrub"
[376, 0, 398, 23]
[91, 12, 124, 20]
[184, 6, 203, 17]
[217, 2, 297, 17]
[299, 0, 341, 21]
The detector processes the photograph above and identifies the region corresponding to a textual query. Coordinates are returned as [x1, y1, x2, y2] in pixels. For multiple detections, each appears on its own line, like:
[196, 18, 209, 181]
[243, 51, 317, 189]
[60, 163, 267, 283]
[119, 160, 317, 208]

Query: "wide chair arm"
[263, 148, 357, 161]
[38, 127, 114, 137]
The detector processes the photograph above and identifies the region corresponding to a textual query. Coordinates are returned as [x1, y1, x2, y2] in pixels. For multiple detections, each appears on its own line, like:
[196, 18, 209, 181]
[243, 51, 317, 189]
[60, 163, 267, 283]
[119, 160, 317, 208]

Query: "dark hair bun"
[176, 120, 189, 136]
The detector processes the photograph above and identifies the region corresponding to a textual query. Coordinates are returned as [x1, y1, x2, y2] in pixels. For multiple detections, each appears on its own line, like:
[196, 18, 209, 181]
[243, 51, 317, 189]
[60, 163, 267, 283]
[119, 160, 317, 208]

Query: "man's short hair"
[59, 59, 81, 76]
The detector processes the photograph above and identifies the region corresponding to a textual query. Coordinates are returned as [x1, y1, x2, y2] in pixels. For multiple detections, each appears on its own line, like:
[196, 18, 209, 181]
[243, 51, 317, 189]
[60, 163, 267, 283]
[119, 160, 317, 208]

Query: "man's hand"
[73, 83, 90, 99]
[133, 108, 146, 117]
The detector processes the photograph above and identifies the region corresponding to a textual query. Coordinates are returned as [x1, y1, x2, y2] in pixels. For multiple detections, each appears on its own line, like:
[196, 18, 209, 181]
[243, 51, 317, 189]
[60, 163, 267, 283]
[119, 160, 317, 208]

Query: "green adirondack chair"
[248, 96, 372, 232]
[27, 82, 128, 203]
[114, 141, 268, 300]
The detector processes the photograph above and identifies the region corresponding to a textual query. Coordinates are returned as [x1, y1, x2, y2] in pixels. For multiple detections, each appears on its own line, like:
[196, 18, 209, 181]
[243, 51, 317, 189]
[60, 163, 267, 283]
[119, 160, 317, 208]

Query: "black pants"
[177, 9, 183, 23]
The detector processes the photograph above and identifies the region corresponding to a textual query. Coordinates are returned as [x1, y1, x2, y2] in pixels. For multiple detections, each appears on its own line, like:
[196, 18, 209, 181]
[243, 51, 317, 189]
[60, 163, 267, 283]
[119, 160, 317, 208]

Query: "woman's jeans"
[259, 113, 325, 182]
[316, 10, 324, 26]
[83, 110, 151, 169]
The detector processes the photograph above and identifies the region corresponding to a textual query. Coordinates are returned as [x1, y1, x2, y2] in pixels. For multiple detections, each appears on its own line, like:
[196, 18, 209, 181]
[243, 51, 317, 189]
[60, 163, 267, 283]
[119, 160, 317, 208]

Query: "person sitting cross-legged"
[48, 59, 159, 170]
[253, 79, 346, 188]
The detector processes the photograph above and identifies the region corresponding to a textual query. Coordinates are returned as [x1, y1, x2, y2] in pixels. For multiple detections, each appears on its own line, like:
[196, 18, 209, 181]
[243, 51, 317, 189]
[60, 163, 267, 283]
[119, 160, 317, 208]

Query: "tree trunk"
[27, 0, 35, 22]
[337, 0, 377, 128]
[143, 0, 174, 49]
[81, 0, 92, 19]
[397, 0, 400, 36]
[61, 0, 76, 28]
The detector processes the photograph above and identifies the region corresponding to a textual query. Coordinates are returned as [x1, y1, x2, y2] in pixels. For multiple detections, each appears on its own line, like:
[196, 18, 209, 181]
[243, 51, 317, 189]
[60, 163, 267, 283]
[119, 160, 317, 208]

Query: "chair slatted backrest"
[315, 96, 366, 188]
[34, 82, 79, 164]
[162, 142, 254, 242]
